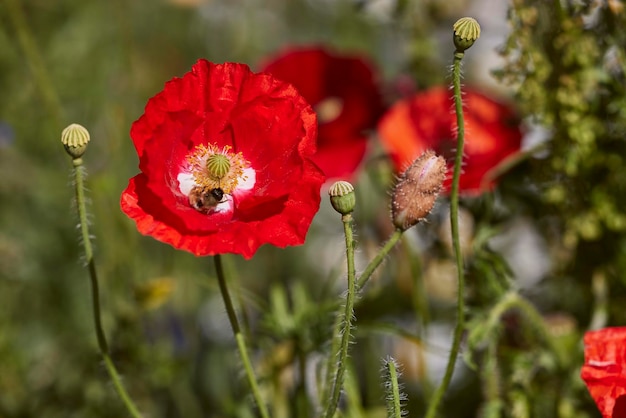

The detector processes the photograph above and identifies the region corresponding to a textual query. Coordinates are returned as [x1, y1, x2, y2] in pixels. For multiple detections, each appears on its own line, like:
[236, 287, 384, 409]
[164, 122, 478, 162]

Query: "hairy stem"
[72, 158, 143, 418]
[424, 51, 467, 418]
[383, 358, 403, 418]
[323, 214, 357, 418]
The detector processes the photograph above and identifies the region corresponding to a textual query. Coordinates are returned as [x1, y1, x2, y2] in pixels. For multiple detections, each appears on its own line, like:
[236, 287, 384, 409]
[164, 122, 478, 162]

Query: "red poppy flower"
[377, 86, 522, 194]
[120, 60, 325, 259]
[581, 327, 626, 418]
[260, 46, 384, 180]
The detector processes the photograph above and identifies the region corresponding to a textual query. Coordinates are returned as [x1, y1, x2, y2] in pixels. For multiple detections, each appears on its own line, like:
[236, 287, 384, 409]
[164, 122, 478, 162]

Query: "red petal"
[121, 60, 325, 258]
[581, 327, 626, 418]
[261, 46, 384, 180]
[311, 134, 368, 180]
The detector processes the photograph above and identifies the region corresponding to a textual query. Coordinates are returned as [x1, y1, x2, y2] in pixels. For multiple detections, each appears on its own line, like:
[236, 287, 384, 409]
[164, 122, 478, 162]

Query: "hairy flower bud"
[329, 180, 356, 215]
[453, 17, 481, 53]
[391, 151, 447, 230]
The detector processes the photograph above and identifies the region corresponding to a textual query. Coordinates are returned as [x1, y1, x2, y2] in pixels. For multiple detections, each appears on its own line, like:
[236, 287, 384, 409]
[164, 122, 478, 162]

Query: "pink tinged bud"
[391, 150, 447, 231]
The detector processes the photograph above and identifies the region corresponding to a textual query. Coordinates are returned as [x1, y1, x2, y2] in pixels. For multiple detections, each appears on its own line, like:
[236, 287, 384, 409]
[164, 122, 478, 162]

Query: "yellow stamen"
[186, 144, 249, 194]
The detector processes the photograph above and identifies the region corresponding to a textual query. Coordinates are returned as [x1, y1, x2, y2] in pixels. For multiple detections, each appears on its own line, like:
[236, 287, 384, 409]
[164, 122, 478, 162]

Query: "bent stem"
[72, 158, 143, 418]
[486, 292, 558, 356]
[214, 254, 270, 418]
[322, 213, 357, 418]
[424, 51, 467, 418]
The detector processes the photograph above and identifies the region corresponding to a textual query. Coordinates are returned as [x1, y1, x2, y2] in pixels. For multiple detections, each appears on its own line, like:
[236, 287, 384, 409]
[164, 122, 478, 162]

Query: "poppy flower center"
[315, 96, 343, 124]
[179, 143, 254, 214]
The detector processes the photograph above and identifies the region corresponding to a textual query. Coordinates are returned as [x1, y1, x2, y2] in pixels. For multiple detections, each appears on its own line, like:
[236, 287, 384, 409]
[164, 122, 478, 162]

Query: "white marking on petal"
[588, 360, 616, 367]
[213, 194, 234, 213]
[237, 168, 256, 191]
[178, 172, 196, 195]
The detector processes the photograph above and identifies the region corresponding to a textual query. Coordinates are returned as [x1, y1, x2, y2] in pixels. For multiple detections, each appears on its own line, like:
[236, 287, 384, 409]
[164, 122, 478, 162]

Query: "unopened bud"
[391, 151, 447, 230]
[453, 17, 480, 53]
[61, 123, 90, 159]
[329, 181, 356, 215]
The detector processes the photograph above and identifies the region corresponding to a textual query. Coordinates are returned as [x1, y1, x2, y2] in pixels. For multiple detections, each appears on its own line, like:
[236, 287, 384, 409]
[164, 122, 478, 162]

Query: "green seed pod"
[453, 17, 481, 53]
[329, 181, 356, 215]
[61, 123, 91, 159]
[206, 154, 231, 180]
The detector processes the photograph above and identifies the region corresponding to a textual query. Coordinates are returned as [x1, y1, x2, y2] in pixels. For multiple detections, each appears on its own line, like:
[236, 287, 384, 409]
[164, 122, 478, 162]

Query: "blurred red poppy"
[581, 327, 626, 418]
[261, 46, 384, 180]
[121, 60, 325, 259]
[377, 86, 522, 194]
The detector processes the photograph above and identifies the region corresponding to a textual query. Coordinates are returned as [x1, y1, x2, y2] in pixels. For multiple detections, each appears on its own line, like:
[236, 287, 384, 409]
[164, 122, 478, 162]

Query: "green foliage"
[497, 0, 626, 243]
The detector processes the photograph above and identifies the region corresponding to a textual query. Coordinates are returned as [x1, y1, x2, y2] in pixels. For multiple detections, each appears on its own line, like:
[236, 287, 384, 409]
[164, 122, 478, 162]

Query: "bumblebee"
[189, 186, 226, 213]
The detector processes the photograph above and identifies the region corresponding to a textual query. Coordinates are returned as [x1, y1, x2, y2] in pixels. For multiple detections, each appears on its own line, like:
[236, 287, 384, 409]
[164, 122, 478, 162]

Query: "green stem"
[589, 270, 608, 330]
[72, 159, 143, 418]
[74, 161, 108, 353]
[424, 51, 467, 418]
[481, 339, 503, 417]
[101, 354, 144, 415]
[322, 214, 357, 418]
[357, 229, 403, 290]
[296, 347, 310, 418]
[384, 359, 403, 418]
[4, 0, 63, 129]
[486, 292, 558, 356]
[214, 255, 270, 418]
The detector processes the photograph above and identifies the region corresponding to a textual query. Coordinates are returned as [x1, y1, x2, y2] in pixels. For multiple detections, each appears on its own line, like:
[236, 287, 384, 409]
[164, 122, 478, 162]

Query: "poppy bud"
[453, 17, 481, 53]
[329, 181, 356, 215]
[391, 150, 446, 230]
[61, 123, 90, 159]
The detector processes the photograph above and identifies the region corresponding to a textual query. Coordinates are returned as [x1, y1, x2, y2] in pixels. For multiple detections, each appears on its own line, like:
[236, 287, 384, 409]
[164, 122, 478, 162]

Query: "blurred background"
[2, 0, 625, 417]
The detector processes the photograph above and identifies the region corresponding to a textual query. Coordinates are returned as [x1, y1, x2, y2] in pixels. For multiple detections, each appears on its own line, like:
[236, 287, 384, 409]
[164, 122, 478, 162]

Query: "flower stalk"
[323, 212, 357, 418]
[425, 17, 479, 418]
[382, 357, 404, 418]
[214, 254, 270, 418]
[322, 182, 408, 415]
[65, 125, 143, 418]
